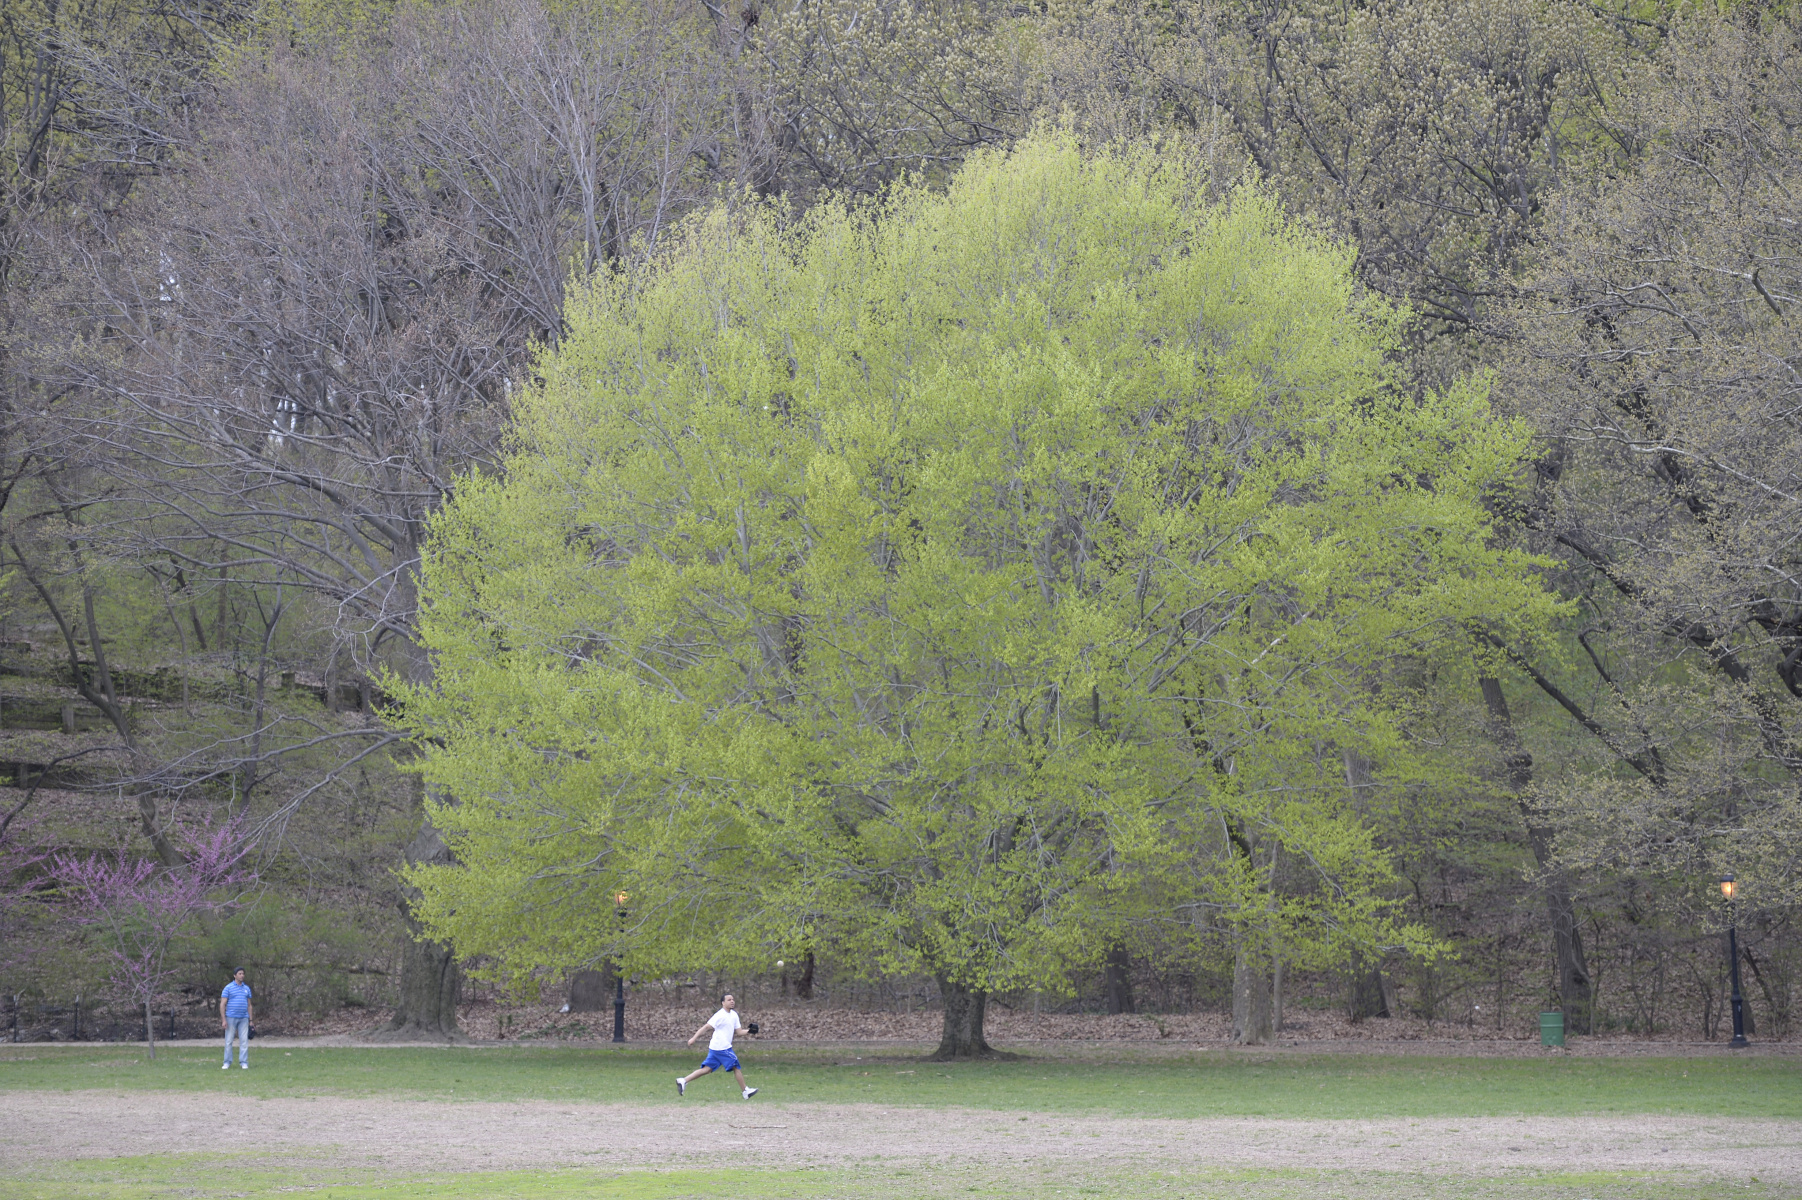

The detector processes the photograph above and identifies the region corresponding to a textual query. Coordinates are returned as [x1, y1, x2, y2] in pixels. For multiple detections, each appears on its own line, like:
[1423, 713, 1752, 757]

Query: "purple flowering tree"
[2, 750, 128, 990]
[0, 795, 50, 989]
[53, 821, 256, 1057]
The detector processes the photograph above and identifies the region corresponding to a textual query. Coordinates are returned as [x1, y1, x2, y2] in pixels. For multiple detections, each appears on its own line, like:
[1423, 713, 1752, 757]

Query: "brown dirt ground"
[1, 1090, 1796, 1183]
[276, 1034, 1801, 1061]
[274, 994, 1797, 1050]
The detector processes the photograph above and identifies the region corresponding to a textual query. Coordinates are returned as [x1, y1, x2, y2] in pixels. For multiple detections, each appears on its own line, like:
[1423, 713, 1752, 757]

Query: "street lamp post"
[1721, 874, 1749, 1049]
[613, 891, 629, 1044]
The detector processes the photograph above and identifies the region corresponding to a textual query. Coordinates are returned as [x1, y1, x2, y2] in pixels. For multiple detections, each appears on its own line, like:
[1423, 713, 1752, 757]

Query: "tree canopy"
[398, 135, 1559, 1054]
[6, 0, 1796, 1054]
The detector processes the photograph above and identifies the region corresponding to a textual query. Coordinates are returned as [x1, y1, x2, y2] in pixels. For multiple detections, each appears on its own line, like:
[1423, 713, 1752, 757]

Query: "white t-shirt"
[707, 1008, 742, 1051]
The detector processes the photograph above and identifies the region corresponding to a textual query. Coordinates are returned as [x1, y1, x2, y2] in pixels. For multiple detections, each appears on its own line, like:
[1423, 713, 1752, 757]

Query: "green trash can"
[1539, 1011, 1565, 1047]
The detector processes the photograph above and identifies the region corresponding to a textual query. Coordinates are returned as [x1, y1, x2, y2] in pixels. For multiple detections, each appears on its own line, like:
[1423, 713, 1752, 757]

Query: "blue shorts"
[700, 1048, 740, 1074]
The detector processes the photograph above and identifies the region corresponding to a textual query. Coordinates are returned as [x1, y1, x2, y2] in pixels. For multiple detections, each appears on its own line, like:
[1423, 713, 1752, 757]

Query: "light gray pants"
[223, 1016, 249, 1064]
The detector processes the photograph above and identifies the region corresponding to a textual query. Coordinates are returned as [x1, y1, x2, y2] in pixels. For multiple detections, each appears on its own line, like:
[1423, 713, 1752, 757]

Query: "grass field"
[2, 1045, 1795, 1200]
[13, 1158, 1785, 1200]
[0, 1043, 1793, 1118]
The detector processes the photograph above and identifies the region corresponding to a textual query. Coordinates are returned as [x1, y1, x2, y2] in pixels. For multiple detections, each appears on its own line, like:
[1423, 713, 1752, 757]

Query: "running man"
[220, 967, 253, 1069]
[677, 993, 757, 1099]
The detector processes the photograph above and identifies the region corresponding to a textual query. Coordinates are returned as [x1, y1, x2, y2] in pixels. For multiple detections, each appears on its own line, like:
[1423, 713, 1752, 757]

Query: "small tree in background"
[52, 821, 256, 1057]
[0, 796, 49, 989]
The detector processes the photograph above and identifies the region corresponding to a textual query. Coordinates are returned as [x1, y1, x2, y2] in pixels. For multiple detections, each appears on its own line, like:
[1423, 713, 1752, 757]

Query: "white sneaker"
[222, 1063, 230, 1070]
[742, 1087, 757, 1099]
[240, 1062, 248, 1069]
[676, 1077, 685, 1096]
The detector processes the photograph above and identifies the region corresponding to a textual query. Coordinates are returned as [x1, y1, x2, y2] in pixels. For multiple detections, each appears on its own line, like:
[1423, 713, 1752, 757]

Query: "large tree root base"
[363, 1019, 467, 1044]
[926, 1046, 1021, 1061]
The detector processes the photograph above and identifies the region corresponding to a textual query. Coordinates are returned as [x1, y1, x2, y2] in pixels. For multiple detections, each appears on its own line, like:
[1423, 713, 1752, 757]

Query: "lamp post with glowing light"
[1721, 874, 1749, 1049]
[613, 891, 629, 1044]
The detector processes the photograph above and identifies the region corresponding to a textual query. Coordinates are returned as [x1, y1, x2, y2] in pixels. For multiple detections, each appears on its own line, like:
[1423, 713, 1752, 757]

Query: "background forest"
[0, 0, 1796, 1050]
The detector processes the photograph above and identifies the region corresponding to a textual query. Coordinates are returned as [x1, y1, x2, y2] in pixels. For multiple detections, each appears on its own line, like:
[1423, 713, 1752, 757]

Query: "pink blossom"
[51, 819, 258, 1056]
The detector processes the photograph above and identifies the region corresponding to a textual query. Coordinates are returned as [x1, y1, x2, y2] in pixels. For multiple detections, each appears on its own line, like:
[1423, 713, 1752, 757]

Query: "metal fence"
[4, 993, 220, 1043]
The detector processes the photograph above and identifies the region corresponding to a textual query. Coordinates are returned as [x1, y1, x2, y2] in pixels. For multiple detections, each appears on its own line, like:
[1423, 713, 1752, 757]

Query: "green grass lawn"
[2, 1046, 1793, 1200]
[0, 1043, 1793, 1119]
[10, 1159, 1785, 1200]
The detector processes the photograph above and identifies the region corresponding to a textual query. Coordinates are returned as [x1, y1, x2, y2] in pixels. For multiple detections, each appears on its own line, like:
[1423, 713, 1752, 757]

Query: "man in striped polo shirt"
[220, 968, 253, 1069]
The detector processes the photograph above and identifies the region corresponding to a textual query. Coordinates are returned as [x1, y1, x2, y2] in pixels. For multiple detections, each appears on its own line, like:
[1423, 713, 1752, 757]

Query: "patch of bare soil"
[0, 1091, 1795, 1183]
[297, 995, 1789, 1050]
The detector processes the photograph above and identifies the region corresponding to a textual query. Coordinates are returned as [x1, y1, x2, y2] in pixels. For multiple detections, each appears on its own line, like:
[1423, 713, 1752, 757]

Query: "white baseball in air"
[776, 960, 784, 967]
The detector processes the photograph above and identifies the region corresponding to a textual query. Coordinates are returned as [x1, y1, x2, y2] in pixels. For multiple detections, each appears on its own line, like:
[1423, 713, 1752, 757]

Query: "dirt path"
[67, 1034, 1802, 1059]
[1, 1091, 1795, 1182]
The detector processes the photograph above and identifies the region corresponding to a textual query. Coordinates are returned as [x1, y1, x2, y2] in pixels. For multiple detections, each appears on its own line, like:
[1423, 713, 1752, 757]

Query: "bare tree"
[1224, 0, 1616, 376]
[1498, 12, 1802, 922]
[47, 0, 733, 1038]
[720, 0, 1026, 201]
[1032, 0, 1234, 158]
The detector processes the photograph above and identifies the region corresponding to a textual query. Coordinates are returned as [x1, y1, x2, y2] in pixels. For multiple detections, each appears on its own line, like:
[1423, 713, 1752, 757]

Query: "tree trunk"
[795, 951, 815, 1001]
[379, 922, 463, 1041]
[1273, 954, 1285, 1031]
[1232, 939, 1274, 1045]
[931, 976, 996, 1059]
[1480, 677, 1595, 1035]
[1104, 945, 1136, 1015]
[1347, 957, 1393, 1020]
[373, 817, 464, 1041]
[566, 966, 613, 1013]
[143, 997, 156, 1060]
[1547, 885, 1594, 1034]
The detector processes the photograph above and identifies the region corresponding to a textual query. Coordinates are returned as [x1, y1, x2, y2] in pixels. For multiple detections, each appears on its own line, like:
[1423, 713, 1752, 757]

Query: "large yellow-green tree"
[397, 135, 1558, 1054]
